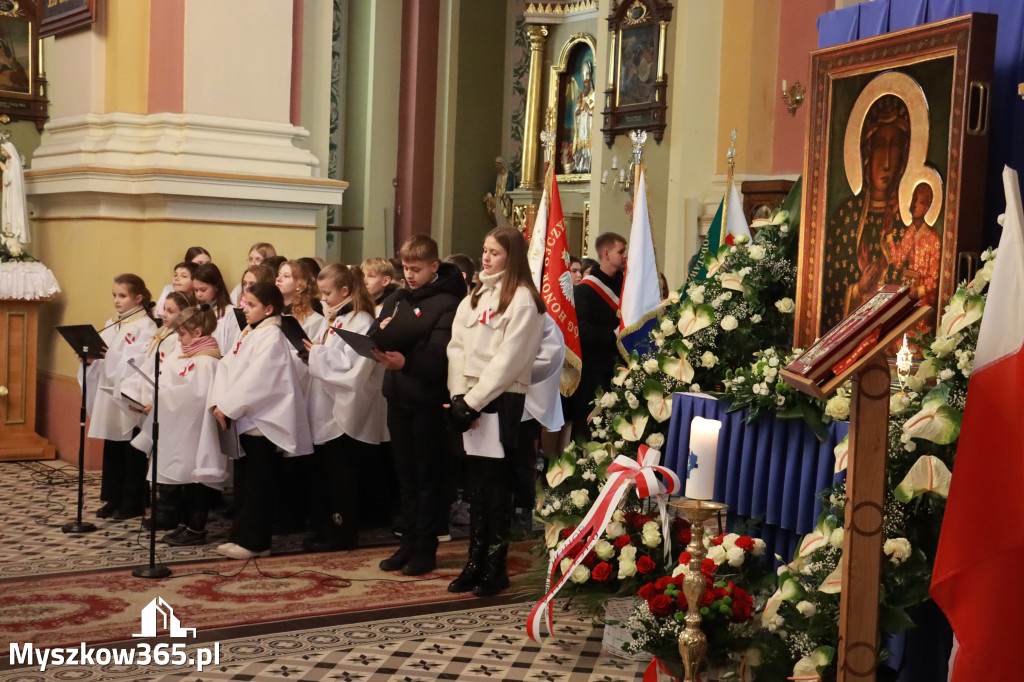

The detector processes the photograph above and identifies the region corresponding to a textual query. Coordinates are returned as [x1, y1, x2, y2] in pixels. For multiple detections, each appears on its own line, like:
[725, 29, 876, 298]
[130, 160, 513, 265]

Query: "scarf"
[181, 335, 221, 358]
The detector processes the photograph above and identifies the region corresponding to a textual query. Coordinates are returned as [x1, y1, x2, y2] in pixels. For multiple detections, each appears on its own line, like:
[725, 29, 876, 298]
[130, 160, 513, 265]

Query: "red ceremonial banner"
[540, 174, 582, 395]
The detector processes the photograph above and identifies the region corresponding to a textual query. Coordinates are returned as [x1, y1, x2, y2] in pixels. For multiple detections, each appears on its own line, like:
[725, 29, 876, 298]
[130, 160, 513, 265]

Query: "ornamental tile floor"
[0, 461, 647, 681]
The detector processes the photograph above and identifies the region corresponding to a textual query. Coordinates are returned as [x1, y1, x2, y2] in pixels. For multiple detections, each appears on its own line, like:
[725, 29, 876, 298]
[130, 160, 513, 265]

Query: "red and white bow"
[526, 445, 681, 642]
[478, 307, 495, 325]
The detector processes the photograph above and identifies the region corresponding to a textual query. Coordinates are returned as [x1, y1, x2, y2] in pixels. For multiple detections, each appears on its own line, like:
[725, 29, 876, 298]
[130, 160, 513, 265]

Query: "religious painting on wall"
[600, 0, 673, 147]
[0, 0, 47, 131]
[795, 13, 997, 347]
[549, 34, 595, 183]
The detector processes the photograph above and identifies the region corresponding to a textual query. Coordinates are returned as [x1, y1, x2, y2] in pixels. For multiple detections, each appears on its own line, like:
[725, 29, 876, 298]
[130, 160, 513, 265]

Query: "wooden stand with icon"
[781, 298, 930, 682]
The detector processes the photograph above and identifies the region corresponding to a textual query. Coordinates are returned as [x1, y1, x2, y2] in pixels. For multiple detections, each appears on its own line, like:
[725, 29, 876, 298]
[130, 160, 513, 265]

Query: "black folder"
[57, 325, 108, 359]
[279, 315, 311, 356]
[337, 300, 422, 360]
[232, 307, 247, 331]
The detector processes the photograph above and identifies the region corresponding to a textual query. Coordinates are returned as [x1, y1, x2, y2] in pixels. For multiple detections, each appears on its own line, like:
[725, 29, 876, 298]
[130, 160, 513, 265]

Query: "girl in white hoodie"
[446, 226, 545, 596]
[301, 264, 388, 552]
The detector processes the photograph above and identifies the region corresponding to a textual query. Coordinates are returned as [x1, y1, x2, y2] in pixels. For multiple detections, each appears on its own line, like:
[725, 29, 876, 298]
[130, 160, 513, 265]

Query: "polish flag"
[930, 167, 1024, 680]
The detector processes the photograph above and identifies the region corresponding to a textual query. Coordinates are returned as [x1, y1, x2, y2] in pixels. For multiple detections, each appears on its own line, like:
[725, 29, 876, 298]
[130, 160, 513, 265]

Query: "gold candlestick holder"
[669, 498, 728, 682]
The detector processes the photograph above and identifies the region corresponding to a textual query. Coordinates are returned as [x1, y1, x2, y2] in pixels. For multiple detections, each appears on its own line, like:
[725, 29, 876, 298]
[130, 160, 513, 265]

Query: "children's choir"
[78, 233, 556, 593]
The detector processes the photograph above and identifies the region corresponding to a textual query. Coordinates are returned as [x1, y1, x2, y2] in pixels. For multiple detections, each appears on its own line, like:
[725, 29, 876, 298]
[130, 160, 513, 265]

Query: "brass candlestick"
[669, 498, 728, 682]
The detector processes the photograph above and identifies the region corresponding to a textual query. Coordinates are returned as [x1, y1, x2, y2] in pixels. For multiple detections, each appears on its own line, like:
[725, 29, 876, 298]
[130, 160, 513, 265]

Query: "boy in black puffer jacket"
[371, 235, 466, 575]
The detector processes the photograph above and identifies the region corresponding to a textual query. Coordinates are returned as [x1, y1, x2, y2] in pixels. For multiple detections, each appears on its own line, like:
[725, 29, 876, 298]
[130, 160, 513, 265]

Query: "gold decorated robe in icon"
[822, 194, 901, 330]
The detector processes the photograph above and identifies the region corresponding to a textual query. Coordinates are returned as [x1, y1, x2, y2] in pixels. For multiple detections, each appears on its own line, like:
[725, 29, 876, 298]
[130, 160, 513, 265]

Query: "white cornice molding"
[30, 113, 323, 178]
[25, 113, 346, 226]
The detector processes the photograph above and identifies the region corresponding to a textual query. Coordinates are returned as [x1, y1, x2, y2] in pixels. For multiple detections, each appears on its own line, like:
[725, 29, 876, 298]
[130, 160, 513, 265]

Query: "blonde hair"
[318, 264, 375, 316]
[250, 242, 277, 260]
[361, 257, 395, 278]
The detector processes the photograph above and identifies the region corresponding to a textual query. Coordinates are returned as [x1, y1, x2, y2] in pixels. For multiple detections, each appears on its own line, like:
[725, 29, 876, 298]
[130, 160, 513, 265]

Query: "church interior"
[1, 0, 1023, 680]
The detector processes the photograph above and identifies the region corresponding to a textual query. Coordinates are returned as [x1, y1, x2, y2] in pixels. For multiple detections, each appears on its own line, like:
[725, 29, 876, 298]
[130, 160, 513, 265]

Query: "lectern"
[0, 298, 56, 461]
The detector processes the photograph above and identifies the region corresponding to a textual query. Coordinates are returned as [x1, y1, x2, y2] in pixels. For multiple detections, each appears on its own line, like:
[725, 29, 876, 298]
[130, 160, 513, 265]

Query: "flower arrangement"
[0, 232, 33, 262]
[747, 251, 994, 680]
[623, 531, 772, 668]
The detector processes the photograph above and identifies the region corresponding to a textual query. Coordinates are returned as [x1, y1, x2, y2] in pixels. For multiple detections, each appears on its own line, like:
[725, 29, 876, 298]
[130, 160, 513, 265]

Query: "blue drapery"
[663, 394, 848, 563]
[817, 0, 1024, 250]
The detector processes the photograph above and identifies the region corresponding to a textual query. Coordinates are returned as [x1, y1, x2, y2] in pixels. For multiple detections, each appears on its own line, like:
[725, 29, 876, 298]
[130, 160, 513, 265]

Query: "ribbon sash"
[527, 445, 681, 641]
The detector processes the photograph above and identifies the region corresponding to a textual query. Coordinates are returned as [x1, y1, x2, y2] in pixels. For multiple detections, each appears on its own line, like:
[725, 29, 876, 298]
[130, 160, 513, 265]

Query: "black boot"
[448, 502, 487, 593]
[472, 543, 509, 596]
[379, 537, 414, 571]
[401, 536, 438, 576]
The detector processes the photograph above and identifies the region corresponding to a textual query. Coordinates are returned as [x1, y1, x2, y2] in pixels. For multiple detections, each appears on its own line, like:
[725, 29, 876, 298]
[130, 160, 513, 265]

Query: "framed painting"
[794, 13, 996, 347]
[600, 0, 672, 147]
[549, 33, 596, 183]
[0, 0, 46, 131]
[40, 0, 95, 39]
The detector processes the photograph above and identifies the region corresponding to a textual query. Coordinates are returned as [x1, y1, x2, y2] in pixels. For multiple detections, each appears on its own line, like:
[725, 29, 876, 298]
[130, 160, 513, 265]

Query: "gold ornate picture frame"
[0, 0, 46, 131]
[549, 33, 596, 184]
[600, 0, 672, 147]
[794, 13, 995, 347]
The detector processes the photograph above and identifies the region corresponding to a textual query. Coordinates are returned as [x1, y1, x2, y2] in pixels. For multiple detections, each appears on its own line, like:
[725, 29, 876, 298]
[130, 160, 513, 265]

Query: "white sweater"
[447, 270, 544, 411]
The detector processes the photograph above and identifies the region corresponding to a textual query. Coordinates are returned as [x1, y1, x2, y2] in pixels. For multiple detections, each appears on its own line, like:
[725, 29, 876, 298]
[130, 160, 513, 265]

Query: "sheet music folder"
[279, 315, 311, 355]
[337, 300, 421, 360]
[232, 307, 247, 331]
[57, 325, 108, 359]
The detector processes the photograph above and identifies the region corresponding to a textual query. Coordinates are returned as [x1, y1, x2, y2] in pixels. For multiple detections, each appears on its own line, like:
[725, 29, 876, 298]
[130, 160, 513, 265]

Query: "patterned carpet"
[0, 461, 646, 680]
[0, 601, 647, 681]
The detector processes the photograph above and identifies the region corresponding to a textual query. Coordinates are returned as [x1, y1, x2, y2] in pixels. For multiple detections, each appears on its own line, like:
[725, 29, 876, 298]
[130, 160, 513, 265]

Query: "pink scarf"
[182, 335, 220, 358]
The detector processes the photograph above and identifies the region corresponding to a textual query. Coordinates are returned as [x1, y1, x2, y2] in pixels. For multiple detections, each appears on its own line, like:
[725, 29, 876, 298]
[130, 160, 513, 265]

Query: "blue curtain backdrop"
[817, 0, 1024, 250]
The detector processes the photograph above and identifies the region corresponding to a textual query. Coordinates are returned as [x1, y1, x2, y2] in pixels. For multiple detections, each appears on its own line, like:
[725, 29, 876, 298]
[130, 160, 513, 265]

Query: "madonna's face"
[867, 121, 907, 196]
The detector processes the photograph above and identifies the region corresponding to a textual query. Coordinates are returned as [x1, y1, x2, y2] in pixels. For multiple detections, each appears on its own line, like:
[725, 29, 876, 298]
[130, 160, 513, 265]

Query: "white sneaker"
[217, 542, 234, 551]
[217, 543, 270, 559]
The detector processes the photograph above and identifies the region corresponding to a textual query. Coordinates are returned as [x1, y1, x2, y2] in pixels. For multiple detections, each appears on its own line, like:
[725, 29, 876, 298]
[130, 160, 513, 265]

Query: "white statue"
[0, 139, 30, 247]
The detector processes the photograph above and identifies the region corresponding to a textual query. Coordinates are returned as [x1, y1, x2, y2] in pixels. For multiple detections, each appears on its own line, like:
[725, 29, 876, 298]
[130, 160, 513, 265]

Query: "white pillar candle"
[685, 416, 722, 500]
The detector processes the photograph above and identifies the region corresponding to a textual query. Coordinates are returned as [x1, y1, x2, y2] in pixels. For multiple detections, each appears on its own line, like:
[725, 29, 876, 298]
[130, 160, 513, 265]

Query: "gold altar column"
[519, 24, 549, 190]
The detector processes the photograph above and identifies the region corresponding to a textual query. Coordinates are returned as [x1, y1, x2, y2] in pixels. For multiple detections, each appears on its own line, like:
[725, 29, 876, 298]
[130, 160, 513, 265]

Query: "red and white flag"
[532, 168, 582, 396]
[931, 167, 1024, 680]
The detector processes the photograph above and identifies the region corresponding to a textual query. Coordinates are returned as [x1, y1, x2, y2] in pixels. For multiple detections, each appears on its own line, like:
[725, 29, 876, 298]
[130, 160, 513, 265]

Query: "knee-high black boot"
[448, 487, 488, 593]
[472, 472, 511, 597]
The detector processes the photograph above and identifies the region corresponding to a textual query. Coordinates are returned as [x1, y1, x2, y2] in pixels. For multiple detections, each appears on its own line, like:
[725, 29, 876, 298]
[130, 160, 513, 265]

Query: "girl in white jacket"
[82, 274, 158, 520]
[209, 282, 314, 559]
[446, 226, 545, 596]
[301, 264, 388, 552]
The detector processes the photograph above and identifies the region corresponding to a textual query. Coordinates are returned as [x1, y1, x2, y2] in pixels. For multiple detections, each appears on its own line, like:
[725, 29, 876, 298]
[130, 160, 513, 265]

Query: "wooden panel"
[4, 310, 27, 424]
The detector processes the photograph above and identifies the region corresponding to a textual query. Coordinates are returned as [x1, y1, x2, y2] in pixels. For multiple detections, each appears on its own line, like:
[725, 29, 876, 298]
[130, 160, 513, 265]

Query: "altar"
[663, 393, 848, 563]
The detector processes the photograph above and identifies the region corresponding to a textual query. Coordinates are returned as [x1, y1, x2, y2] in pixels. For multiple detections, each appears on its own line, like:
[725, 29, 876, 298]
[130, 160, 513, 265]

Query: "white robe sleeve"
[524, 314, 566, 432]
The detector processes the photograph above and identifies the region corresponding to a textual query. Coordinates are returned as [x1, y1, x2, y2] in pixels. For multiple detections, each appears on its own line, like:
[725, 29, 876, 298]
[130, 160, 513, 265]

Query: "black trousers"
[181, 483, 217, 531]
[309, 434, 365, 541]
[466, 454, 513, 547]
[388, 403, 446, 545]
[100, 436, 148, 512]
[230, 435, 283, 552]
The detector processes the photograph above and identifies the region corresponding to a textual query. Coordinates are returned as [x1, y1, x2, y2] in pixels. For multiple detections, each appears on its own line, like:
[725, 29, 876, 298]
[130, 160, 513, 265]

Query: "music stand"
[56, 325, 107, 534]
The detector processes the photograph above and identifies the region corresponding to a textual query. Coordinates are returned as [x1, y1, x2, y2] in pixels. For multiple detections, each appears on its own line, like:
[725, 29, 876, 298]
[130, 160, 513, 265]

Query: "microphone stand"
[132, 306, 200, 579]
[63, 343, 98, 534]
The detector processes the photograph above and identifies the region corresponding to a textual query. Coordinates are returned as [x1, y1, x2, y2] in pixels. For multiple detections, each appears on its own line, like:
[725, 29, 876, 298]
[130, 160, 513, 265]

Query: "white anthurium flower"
[894, 455, 953, 502]
[818, 564, 843, 593]
[829, 527, 844, 548]
[772, 210, 790, 225]
[902, 387, 962, 444]
[545, 452, 576, 488]
[677, 303, 714, 337]
[938, 290, 985, 337]
[544, 522, 565, 549]
[791, 647, 835, 681]
[659, 351, 695, 384]
[613, 412, 649, 442]
[761, 588, 784, 628]
[721, 271, 745, 291]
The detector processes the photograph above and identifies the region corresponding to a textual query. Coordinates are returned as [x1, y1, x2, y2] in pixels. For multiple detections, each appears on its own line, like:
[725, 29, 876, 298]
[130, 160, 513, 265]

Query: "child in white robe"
[192, 262, 239, 356]
[132, 307, 228, 545]
[209, 282, 314, 559]
[229, 242, 277, 305]
[82, 274, 158, 519]
[300, 264, 388, 552]
[277, 259, 326, 340]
